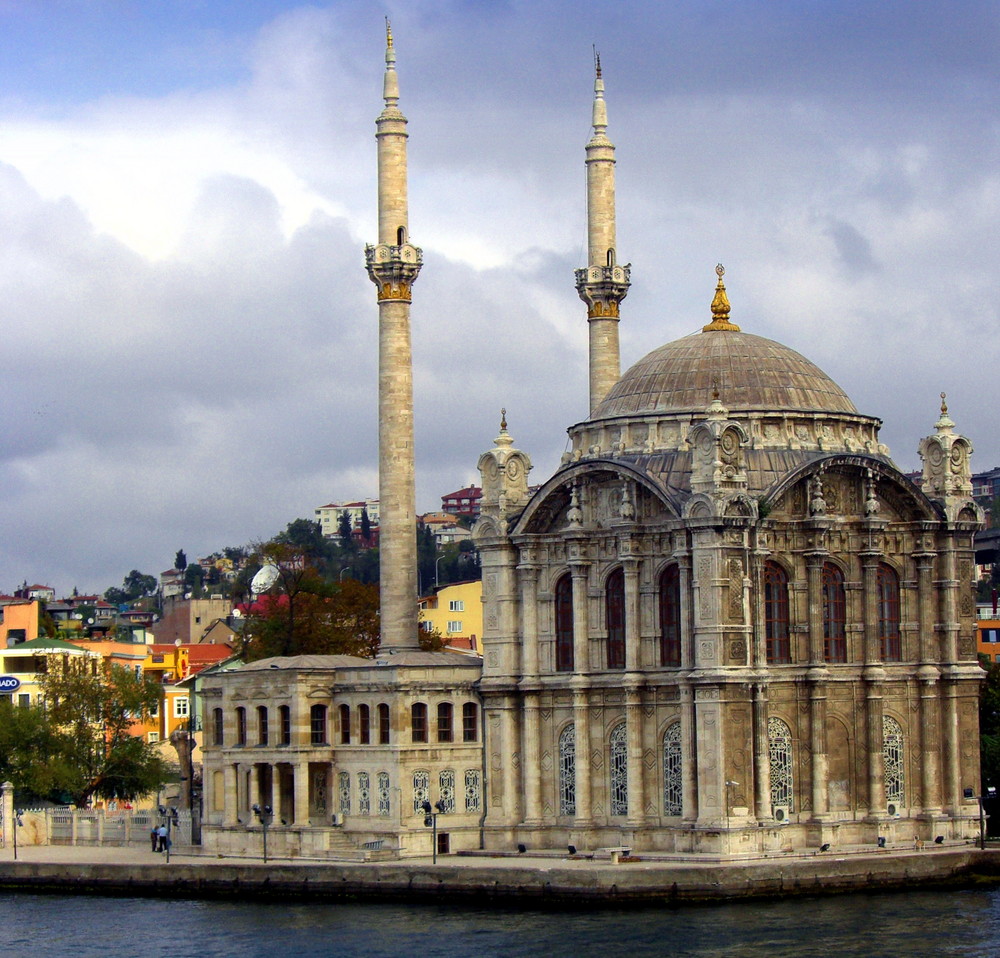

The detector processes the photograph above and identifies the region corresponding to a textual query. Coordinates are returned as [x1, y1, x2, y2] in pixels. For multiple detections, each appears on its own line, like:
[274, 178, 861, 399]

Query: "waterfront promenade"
[0, 841, 996, 905]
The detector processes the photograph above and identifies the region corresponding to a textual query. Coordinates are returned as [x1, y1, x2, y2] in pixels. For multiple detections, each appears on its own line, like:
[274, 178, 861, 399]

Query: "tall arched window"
[768, 717, 794, 810]
[609, 722, 628, 816]
[606, 568, 626, 669]
[278, 705, 291, 746]
[555, 574, 574, 672]
[339, 704, 351, 744]
[878, 563, 902, 662]
[822, 563, 847, 663]
[462, 702, 478, 742]
[236, 707, 247, 746]
[378, 703, 391, 744]
[257, 706, 269, 746]
[663, 722, 682, 816]
[411, 703, 427, 743]
[883, 715, 905, 807]
[559, 724, 576, 816]
[359, 704, 371, 744]
[437, 702, 453, 742]
[764, 561, 791, 664]
[212, 708, 224, 747]
[659, 565, 681, 667]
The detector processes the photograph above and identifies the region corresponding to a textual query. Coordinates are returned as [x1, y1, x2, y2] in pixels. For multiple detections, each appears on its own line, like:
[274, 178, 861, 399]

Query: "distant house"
[26, 584, 55, 603]
[440, 485, 482, 520]
[418, 580, 483, 653]
[315, 498, 380, 538]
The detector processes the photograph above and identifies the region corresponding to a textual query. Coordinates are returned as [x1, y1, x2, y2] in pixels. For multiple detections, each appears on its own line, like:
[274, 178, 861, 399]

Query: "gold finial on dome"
[702, 263, 741, 332]
[385, 16, 393, 48]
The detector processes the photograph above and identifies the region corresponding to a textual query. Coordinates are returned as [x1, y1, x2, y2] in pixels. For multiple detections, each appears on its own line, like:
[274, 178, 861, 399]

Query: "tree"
[982, 658, 1000, 794]
[0, 700, 76, 804]
[174, 550, 187, 572]
[360, 506, 372, 545]
[338, 511, 355, 552]
[184, 563, 205, 597]
[37, 658, 168, 806]
[119, 569, 156, 602]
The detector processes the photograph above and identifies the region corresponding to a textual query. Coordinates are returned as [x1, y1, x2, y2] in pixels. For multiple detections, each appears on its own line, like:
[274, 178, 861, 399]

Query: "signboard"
[0, 675, 21, 693]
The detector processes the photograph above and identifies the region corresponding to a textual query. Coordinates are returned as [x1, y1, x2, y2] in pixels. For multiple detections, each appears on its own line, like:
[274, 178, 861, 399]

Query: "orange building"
[978, 617, 1000, 663]
[0, 599, 40, 646]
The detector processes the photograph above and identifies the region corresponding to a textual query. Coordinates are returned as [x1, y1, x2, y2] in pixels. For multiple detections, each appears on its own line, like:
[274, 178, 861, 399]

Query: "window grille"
[412, 770, 429, 813]
[878, 564, 902, 662]
[884, 715, 905, 805]
[339, 771, 350, 815]
[464, 769, 481, 813]
[663, 722, 682, 816]
[358, 771, 371, 816]
[768, 717, 794, 808]
[609, 722, 628, 816]
[439, 769, 455, 813]
[411, 703, 427, 743]
[822, 563, 847, 663]
[377, 771, 391, 816]
[310, 704, 327, 745]
[462, 702, 478, 742]
[559, 723, 576, 815]
[437, 702, 453, 742]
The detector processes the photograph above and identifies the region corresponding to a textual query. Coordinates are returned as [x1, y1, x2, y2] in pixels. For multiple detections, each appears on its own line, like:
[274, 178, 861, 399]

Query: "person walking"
[150, 826, 158, 852]
[156, 824, 168, 852]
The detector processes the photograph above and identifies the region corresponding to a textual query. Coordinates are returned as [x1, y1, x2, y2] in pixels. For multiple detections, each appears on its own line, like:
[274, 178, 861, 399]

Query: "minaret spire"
[575, 53, 630, 415]
[366, 26, 422, 651]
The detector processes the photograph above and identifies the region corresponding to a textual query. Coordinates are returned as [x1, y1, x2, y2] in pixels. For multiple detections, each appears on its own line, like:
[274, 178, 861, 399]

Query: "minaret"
[575, 52, 630, 415]
[365, 21, 422, 651]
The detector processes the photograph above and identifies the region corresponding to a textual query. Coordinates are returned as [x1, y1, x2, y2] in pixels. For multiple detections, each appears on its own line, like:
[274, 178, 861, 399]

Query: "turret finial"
[702, 263, 741, 332]
[590, 47, 607, 135]
[594, 46, 602, 79]
[382, 18, 399, 107]
[385, 17, 393, 49]
[500, 407, 507, 431]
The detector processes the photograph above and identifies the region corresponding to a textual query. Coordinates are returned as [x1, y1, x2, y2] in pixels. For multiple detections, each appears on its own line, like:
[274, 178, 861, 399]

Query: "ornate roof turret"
[477, 410, 533, 534]
[702, 264, 740, 333]
[918, 393, 980, 522]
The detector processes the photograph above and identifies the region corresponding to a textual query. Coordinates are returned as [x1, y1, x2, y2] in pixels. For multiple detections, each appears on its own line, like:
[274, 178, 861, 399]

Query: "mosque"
[200, 30, 983, 860]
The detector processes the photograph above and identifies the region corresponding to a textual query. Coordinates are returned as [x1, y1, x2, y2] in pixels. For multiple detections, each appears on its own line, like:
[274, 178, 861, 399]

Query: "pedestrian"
[157, 824, 168, 852]
[151, 826, 158, 852]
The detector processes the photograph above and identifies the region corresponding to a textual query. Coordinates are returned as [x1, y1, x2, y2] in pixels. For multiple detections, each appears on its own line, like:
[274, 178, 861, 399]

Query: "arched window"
[558, 724, 576, 816]
[378, 703, 391, 744]
[609, 722, 628, 816]
[462, 702, 478, 742]
[555, 574, 574, 672]
[235, 707, 247, 746]
[377, 771, 391, 816]
[310, 704, 327, 745]
[411, 703, 427, 743]
[396, 225, 406, 245]
[663, 722, 682, 816]
[659, 565, 681, 667]
[884, 715, 905, 807]
[606, 568, 626, 669]
[257, 706, 268, 746]
[358, 771, 371, 815]
[212, 708, 224, 747]
[764, 561, 791, 664]
[437, 702, 453, 742]
[359, 704, 371, 744]
[822, 563, 847, 663]
[278, 705, 291, 746]
[339, 704, 351, 745]
[768, 717, 794, 810]
[878, 564, 902, 662]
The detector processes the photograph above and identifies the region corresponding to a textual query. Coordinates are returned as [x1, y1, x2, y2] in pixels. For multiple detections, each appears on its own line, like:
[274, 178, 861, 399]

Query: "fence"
[2, 806, 195, 848]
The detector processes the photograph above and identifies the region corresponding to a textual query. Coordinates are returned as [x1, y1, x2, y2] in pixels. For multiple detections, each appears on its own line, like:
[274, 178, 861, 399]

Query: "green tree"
[338, 511, 355, 552]
[0, 700, 76, 804]
[174, 549, 187, 572]
[184, 563, 205, 596]
[121, 570, 157, 601]
[38, 658, 168, 806]
[360, 507, 372, 545]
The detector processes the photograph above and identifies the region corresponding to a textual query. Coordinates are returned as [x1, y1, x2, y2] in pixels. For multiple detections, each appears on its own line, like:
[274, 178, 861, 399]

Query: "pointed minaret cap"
[382, 18, 399, 107]
[934, 392, 956, 434]
[702, 264, 741, 332]
[591, 48, 608, 137]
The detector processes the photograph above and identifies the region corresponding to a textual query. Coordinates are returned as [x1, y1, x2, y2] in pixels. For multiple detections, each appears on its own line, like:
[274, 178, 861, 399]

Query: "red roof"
[442, 486, 482, 499]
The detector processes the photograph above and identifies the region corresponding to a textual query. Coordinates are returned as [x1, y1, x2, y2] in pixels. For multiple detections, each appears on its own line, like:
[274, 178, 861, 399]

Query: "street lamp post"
[434, 554, 444, 589]
[421, 800, 446, 863]
[252, 803, 273, 863]
[12, 809, 23, 861]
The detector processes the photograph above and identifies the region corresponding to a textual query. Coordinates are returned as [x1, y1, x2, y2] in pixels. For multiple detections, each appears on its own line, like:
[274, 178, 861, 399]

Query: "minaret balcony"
[365, 243, 423, 301]
[575, 264, 631, 317]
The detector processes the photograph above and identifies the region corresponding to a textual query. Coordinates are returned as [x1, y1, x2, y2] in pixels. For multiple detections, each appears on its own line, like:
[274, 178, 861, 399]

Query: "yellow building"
[418, 580, 483, 653]
[0, 637, 98, 706]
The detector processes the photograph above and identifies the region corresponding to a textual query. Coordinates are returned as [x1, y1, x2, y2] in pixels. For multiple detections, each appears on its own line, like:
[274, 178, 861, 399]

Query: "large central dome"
[590, 329, 858, 421]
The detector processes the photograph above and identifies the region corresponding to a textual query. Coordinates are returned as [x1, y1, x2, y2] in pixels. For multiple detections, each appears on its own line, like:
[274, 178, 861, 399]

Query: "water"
[2, 887, 1000, 957]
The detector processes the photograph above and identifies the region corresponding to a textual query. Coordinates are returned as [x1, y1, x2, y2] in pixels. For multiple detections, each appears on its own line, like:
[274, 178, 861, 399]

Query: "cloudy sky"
[1, 0, 997, 596]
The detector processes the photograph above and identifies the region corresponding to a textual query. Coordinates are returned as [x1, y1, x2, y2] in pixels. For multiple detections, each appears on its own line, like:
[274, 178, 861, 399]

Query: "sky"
[0, 0, 998, 596]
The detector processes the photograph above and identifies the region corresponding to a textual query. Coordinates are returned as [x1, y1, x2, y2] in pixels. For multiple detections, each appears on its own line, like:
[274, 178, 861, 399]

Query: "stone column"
[1, 782, 12, 847]
[865, 682, 885, 815]
[293, 763, 310, 826]
[223, 764, 239, 825]
[860, 552, 881, 665]
[570, 561, 591, 673]
[752, 684, 771, 820]
[680, 685, 697, 822]
[500, 697, 523, 824]
[809, 682, 828, 818]
[519, 564, 540, 677]
[919, 673, 942, 815]
[943, 682, 961, 813]
[623, 557, 641, 672]
[522, 696, 543, 824]
[915, 553, 937, 663]
[678, 554, 694, 670]
[805, 553, 825, 665]
[573, 690, 593, 824]
[625, 688, 645, 825]
[248, 764, 260, 810]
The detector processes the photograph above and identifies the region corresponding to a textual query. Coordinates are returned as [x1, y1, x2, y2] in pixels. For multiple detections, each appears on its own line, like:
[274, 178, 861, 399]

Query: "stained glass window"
[412, 770, 429, 814]
[822, 563, 847, 663]
[878, 564, 902, 662]
[439, 769, 455, 813]
[768, 717, 793, 809]
[338, 771, 351, 815]
[764, 561, 791, 664]
[377, 771, 390, 817]
[884, 715, 904, 806]
[358, 771, 370, 816]
[465, 769, 481, 813]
